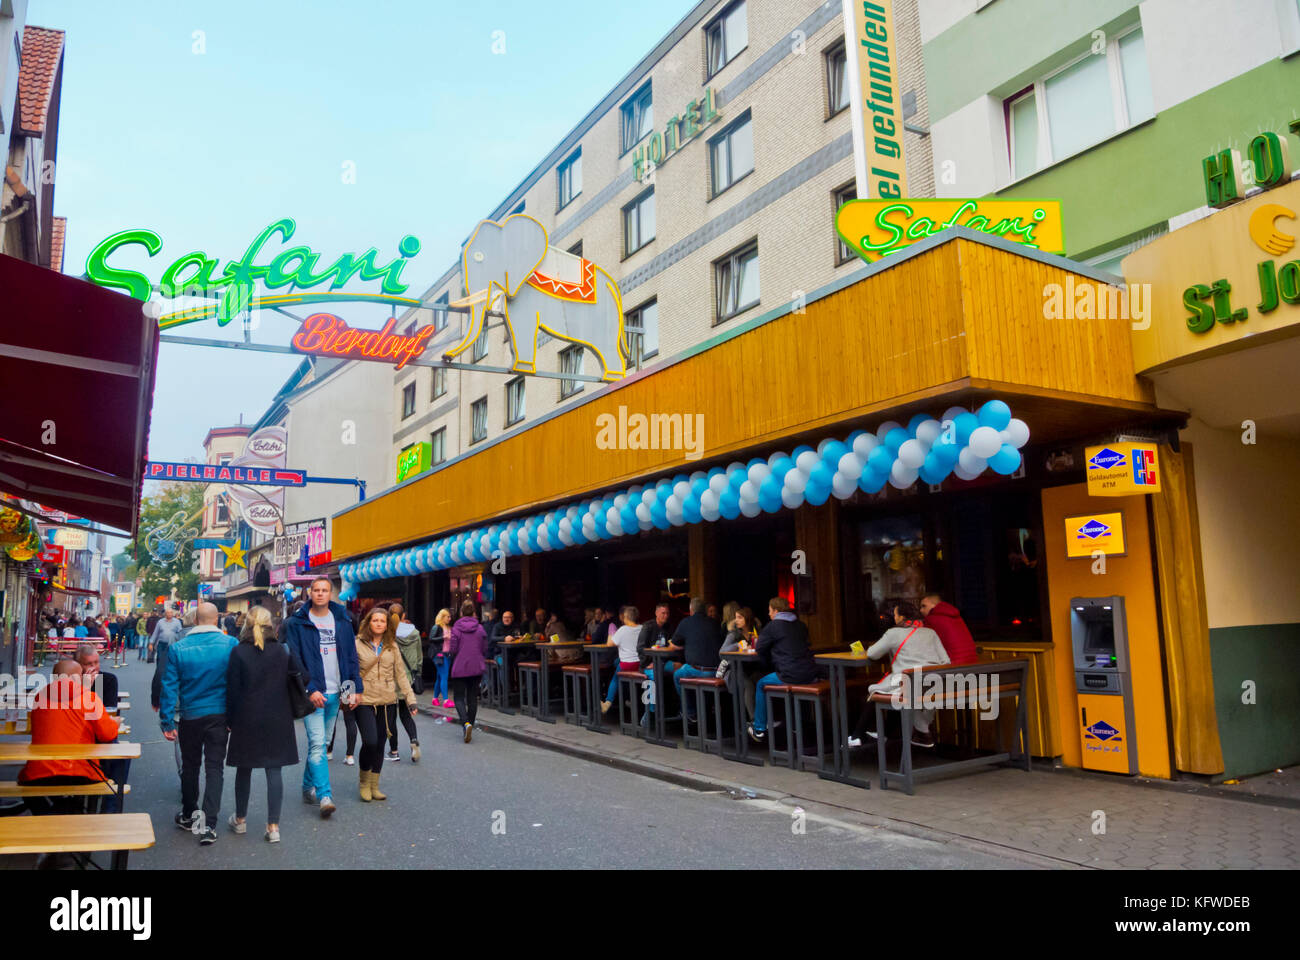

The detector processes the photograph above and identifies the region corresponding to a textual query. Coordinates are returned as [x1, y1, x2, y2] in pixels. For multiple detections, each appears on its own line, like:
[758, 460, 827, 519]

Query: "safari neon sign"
[836, 198, 1065, 261]
[83, 218, 424, 329]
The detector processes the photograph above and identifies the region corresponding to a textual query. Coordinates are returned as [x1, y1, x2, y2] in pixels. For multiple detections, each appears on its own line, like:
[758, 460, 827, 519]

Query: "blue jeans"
[606, 662, 639, 703]
[752, 672, 781, 732]
[301, 692, 340, 799]
[435, 656, 450, 701]
[672, 664, 714, 720]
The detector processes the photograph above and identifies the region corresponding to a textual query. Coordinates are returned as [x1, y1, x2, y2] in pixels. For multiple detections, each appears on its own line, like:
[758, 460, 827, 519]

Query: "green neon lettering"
[84, 228, 162, 300]
[1183, 284, 1214, 333]
[159, 251, 218, 298]
[905, 217, 935, 240]
[861, 202, 912, 252]
[267, 246, 321, 288]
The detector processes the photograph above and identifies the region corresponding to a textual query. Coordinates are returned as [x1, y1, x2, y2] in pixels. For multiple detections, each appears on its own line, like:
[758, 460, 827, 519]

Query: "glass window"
[471, 317, 489, 362]
[623, 299, 659, 369]
[505, 377, 525, 426]
[471, 397, 488, 444]
[431, 365, 447, 400]
[623, 188, 655, 255]
[1118, 30, 1153, 123]
[715, 241, 759, 322]
[401, 383, 415, 419]
[1044, 51, 1114, 162]
[559, 345, 584, 398]
[706, 1, 748, 78]
[826, 42, 849, 116]
[710, 112, 753, 195]
[557, 148, 582, 209]
[1010, 91, 1039, 180]
[430, 427, 446, 465]
[433, 291, 449, 332]
[567, 240, 583, 258]
[621, 82, 653, 153]
[834, 182, 857, 264]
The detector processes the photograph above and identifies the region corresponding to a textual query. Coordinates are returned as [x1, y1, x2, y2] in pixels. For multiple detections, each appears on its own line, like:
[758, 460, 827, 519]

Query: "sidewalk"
[432, 704, 1300, 869]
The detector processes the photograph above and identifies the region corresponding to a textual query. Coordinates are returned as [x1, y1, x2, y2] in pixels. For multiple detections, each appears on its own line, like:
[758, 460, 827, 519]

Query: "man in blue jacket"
[283, 577, 362, 820]
[158, 602, 237, 845]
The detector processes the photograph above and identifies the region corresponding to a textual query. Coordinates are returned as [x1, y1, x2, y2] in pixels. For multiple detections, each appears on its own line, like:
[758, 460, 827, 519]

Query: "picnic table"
[0, 742, 142, 812]
[641, 644, 684, 748]
[813, 651, 883, 788]
[0, 812, 154, 870]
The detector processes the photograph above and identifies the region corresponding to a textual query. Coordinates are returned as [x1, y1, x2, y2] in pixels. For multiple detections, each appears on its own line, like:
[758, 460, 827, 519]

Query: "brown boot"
[359, 767, 372, 802]
[369, 770, 387, 801]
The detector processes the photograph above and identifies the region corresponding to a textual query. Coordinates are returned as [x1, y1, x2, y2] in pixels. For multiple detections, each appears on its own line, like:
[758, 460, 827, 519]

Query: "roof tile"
[50, 216, 66, 273]
[17, 26, 66, 137]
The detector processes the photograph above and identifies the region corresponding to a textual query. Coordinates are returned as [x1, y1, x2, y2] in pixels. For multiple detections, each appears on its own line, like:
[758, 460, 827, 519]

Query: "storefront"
[332, 228, 1216, 780]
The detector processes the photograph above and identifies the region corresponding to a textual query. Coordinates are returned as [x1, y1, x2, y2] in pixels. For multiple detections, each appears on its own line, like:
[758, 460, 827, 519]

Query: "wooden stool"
[561, 664, 592, 726]
[763, 683, 796, 768]
[517, 661, 541, 717]
[788, 680, 833, 772]
[483, 659, 503, 708]
[616, 670, 646, 737]
[679, 676, 727, 755]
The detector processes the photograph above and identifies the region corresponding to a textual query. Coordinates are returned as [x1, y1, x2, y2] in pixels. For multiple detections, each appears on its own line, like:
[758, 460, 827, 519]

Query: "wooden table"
[813, 652, 882, 789]
[717, 649, 764, 766]
[0, 812, 154, 870]
[533, 640, 588, 723]
[0, 742, 142, 811]
[641, 644, 684, 748]
[583, 644, 616, 734]
[495, 639, 535, 715]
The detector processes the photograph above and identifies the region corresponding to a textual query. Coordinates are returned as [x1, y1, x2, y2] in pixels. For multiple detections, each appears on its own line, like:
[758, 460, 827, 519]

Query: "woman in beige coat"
[352, 606, 417, 801]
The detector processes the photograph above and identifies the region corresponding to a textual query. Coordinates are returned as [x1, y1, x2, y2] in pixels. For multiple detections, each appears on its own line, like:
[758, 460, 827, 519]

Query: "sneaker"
[265, 828, 281, 843]
[445, 700, 455, 709]
[846, 736, 863, 749]
[326, 750, 333, 760]
[911, 730, 936, 749]
[190, 811, 207, 836]
[174, 811, 197, 831]
[344, 755, 355, 765]
[227, 813, 246, 835]
[463, 722, 473, 743]
[430, 698, 441, 707]
[198, 827, 218, 846]
[747, 723, 766, 743]
[411, 742, 421, 763]
[319, 796, 336, 819]
[302, 787, 318, 805]
[387, 750, 401, 761]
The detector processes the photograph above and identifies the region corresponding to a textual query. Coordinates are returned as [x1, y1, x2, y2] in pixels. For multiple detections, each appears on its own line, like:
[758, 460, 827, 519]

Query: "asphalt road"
[106, 658, 1021, 869]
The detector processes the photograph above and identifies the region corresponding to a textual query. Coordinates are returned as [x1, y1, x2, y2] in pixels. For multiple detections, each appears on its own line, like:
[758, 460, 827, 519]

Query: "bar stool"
[678, 675, 727, 755]
[616, 670, 646, 737]
[561, 664, 592, 726]
[517, 660, 541, 717]
[789, 680, 834, 772]
[763, 682, 796, 768]
[482, 659, 502, 708]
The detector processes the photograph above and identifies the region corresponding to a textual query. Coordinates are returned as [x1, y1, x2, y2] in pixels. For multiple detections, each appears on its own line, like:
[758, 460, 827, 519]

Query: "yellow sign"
[836, 198, 1065, 262]
[1064, 512, 1127, 559]
[842, 0, 907, 200]
[1126, 178, 1300, 372]
[1085, 442, 1161, 497]
[1077, 692, 1134, 773]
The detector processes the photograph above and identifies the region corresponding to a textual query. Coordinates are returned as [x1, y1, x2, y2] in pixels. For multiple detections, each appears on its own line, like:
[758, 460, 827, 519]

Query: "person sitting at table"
[76, 643, 128, 814]
[921, 593, 978, 666]
[489, 609, 522, 661]
[747, 597, 818, 743]
[543, 612, 582, 663]
[718, 606, 760, 723]
[582, 608, 598, 642]
[670, 598, 724, 730]
[526, 608, 549, 638]
[600, 606, 642, 714]
[847, 599, 951, 750]
[635, 603, 673, 724]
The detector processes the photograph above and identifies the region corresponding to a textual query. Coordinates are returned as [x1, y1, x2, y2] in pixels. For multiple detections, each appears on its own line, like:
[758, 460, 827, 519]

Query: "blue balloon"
[621, 505, 638, 530]
[988, 443, 1022, 475]
[728, 467, 746, 489]
[683, 500, 702, 524]
[790, 445, 815, 461]
[978, 400, 1012, 432]
[845, 430, 867, 449]
[821, 440, 849, 465]
[747, 458, 765, 469]
[809, 461, 835, 491]
[918, 461, 944, 486]
[883, 428, 908, 453]
[804, 481, 830, 506]
[953, 413, 979, 445]
[691, 477, 709, 499]
[907, 413, 931, 435]
[719, 490, 741, 520]
[932, 437, 960, 466]
[769, 456, 796, 481]
[760, 491, 782, 514]
[859, 469, 888, 494]
[867, 445, 894, 475]
[650, 503, 670, 530]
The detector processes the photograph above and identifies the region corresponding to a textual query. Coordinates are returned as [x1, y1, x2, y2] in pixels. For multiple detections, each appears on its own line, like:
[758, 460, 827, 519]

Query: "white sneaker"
[326, 751, 333, 760]
[227, 813, 246, 835]
[846, 736, 863, 749]
[344, 755, 355, 766]
[265, 827, 281, 843]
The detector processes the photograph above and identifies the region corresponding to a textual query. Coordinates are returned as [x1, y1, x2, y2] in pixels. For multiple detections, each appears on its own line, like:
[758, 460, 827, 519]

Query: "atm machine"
[1071, 596, 1139, 775]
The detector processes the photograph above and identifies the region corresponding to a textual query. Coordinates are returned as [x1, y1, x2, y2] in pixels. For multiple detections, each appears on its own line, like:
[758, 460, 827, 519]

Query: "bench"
[0, 780, 130, 799]
[870, 659, 1029, 794]
[0, 812, 154, 869]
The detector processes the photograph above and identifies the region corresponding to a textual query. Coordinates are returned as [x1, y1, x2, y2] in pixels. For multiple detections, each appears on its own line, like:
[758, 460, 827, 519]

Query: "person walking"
[158, 602, 238, 845]
[148, 606, 181, 663]
[283, 577, 362, 819]
[225, 606, 303, 843]
[352, 606, 418, 800]
[446, 600, 489, 743]
[387, 602, 422, 763]
[135, 612, 149, 660]
[429, 608, 452, 710]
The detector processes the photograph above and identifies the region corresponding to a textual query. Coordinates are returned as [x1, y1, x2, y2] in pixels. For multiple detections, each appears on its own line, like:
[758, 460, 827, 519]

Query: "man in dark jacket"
[636, 603, 673, 665]
[282, 577, 362, 819]
[921, 594, 978, 665]
[488, 610, 522, 658]
[748, 597, 817, 743]
[670, 598, 723, 726]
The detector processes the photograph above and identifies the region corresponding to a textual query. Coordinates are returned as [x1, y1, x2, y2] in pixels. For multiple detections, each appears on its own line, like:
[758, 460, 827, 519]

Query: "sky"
[33, 0, 695, 469]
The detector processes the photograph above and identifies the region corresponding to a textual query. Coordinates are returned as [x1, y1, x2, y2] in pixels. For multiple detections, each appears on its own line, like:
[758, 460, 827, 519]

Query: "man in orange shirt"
[19, 660, 120, 816]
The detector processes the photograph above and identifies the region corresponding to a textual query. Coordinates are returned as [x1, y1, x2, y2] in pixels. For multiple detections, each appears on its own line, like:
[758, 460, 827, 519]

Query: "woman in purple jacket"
[446, 600, 489, 743]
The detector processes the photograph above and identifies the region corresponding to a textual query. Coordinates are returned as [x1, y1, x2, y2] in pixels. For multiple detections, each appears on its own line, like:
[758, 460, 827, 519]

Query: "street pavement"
[99, 658, 1020, 869]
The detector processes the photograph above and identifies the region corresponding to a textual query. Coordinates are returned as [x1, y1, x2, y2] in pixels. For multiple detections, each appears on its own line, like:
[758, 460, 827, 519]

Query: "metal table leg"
[587, 649, 610, 734]
[820, 665, 870, 788]
[644, 658, 677, 748]
[498, 649, 517, 715]
[536, 651, 556, 724]
[723, 661, 763, 766]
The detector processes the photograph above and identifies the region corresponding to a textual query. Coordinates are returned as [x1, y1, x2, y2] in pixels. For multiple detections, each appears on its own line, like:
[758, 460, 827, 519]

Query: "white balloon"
[941, 406, 968, 423]
[890, 460, 919, 488]
[606, 506, 621, 526]
[566, 505, 581, 519]
[958, 448, 987, 474]
[795, 450, 821, 474]
[832, 472, 859, 499]
[1002, 418, 1030, 449]
[708, 474, 729, 495]
[851, 433, 879, 459]
[739, 499, 762, 518]
[642, 488, 658, 506]
[700, 489, 720, 512]
[558, 527, 574, 546]
[968, 426, 1002, 459]
[613, 493, 628, 509]
[914, 419, 943, 446]
[582, 515, 596, 532]
[784, 469, 808, 494]
[837, 451, 864, 478]
[747, 462, 771, 485]
[725, 462, 746, 476]
[666, 494, 683, 514]
[739, 480, 759, 502]
[952, 462, 982, 481]
[690, 471, 707, 483]
[673, 481, 691, 501]
[781, 487, 805, 510]
[559, 517, 572, 537]
[898, 439, 927, 469]
[636, 503, 651, 523]
[816, 439, 832, 457]
[876, 420, 902, 440]
[767, 451, 788, 468]
[700, 502, 721, 522]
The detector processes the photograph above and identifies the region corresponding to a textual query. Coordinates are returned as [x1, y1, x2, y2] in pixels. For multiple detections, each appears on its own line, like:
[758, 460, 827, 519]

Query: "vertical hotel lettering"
[841, 0, 907, 199]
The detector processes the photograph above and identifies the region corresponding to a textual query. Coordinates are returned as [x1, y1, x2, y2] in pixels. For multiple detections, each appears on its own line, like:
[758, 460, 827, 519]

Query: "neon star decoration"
[219, 541, 247, 570]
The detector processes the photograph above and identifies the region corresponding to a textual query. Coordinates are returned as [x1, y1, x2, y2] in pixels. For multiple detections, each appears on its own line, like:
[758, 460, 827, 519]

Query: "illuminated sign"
[1202, 122, 1296, 208]
[841, 0, 907, 200]
[291, 313, 435, 370]
[145, 461, 306, 487]
[83, 218, 424, 328]
[396, 442, 432, 483]
[274, 520, 326, 567]
[37, 545, 65, 565]
[1064, 512, 1127, 558]
[227, 426, 289, 535]
[836, 199, 1065, 261]
[630, 88, 721, 182]
[52, 528, 89, 550]
[1085, 442, 1160, 497]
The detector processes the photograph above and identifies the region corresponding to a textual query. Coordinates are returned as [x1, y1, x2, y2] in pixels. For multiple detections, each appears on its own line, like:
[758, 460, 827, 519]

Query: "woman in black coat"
[226, 606, 303, 843]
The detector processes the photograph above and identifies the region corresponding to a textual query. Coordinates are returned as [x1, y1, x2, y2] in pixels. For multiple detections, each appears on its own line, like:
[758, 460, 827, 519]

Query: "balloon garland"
[338, 401, 1029, 599]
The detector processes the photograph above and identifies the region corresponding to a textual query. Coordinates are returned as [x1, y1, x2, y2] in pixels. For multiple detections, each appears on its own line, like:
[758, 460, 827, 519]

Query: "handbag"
[287, 661, 316, 720]
[410, 664, 425, 695]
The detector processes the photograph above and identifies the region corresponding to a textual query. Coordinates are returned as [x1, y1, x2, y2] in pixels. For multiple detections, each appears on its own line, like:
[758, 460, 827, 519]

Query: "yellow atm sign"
[1085, 442, 1161, 497]
[1065, 512, 1126, 559]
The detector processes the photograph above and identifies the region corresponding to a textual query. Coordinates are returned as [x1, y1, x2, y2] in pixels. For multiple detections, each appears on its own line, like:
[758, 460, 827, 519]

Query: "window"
[623, 187, 655, 256]
[401, 383, 416, 419]
[1006, 26, 1152, 180]
[557, 148, 582, 210]
[430, 427, 446, 465]
[431, 365, 447, 400]
[709, 111, 754, 196]
[826, 41, 849, 117]
[623, 299, 659, 369]
[567, 240, 583, 258]
[433, 291, 449, 332]
[470, 397, 488, 444]
[510, 200, 525, 215]
[705, 1, 747, 78]
[621, 82, 653, 153]
[834, 182, 858, 264]
[471, 317, 489, 362]
[559, 345, 585, 398]
[215, 498, 229, 525]
[505, 377, 526, 426]
[715, 241, 759, 323]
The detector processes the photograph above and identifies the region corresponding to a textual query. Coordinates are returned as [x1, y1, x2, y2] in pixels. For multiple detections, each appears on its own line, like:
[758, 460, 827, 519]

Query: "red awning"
[52, 583, 100, 598]
[0, 253, 158, 534]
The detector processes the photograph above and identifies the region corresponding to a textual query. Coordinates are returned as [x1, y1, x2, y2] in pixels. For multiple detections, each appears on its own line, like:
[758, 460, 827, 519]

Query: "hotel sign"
[631, 88, 721, 183]
[842, 0, 907, 200]
[1085, 443, 1160, 497]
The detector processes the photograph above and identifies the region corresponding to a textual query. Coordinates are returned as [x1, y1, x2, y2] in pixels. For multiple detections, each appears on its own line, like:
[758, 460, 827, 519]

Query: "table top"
[815, 651, 874, 663]
[643, 644, 683, 656]
[499, 639, 536, 647]
[584, 643, 616, 651]
[0, 813, 155, 855]
[0, 742, 141, 762]
[536, 639, 588, 647]
[719, 649, 758, 659]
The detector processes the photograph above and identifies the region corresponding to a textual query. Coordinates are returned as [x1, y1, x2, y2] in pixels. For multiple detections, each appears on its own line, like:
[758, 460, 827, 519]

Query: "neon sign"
[145, 461, 307, 487]
[83, 218, 423, 328]
[291, 312, 435, 370]
[836, 198, 1065, 261]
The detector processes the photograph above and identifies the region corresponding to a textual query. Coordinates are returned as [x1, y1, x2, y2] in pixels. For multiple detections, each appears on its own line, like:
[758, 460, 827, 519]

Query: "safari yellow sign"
[1065, 512, 1127, 559]
[836, 198, 1065, 262]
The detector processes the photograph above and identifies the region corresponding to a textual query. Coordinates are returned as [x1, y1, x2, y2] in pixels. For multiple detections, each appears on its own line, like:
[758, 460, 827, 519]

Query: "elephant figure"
[446, 215, 627, 382]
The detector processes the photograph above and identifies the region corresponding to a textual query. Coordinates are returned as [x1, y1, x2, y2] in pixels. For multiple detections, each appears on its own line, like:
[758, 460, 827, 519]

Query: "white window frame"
[431, 365, 447, 400]
[471, 317, 489, 362]
[430, 427, 446, 465]
[833, 182, 857, 265]
[559, 345, 585, 398]
[623, 299, 658, 369]
[825, 41, 849, 118]
[1006, 25, 1150, 181]
[433, 292, 449, 332]
[505, 376, 526, 426]
[557, 148, 582, 211]
[470, 397, 488, 444]
[714, 240, 760, 324]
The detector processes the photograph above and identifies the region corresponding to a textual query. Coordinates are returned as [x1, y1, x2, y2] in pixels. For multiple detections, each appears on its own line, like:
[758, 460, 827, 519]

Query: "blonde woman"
[353, 606, 418, 801]
[225, 606, 305, 843]
[430, 608, 453, 709]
